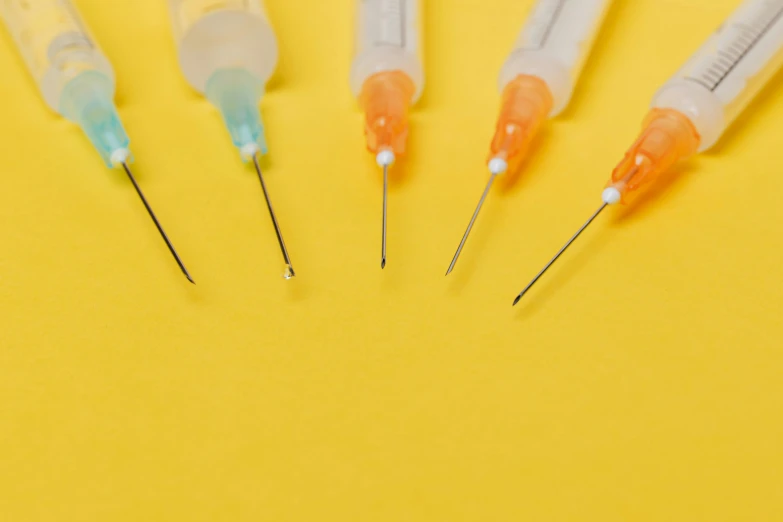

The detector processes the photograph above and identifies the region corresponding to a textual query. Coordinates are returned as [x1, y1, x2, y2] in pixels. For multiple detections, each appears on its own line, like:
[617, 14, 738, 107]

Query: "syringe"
[514, 0, 783, 305]
[0, 0, 193, 283]
[351, 0, 424, 269]
[166, 0, 295, 279]
[446, 0, 614, 275]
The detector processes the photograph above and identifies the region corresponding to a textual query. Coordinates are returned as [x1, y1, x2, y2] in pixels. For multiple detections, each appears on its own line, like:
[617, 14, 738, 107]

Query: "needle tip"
[381, 258, 386, 269]
[254, 155, 296, 280]
[122, 162, 194, 286]
[513, 294, 522, 306]
[446, 174, 498, 280]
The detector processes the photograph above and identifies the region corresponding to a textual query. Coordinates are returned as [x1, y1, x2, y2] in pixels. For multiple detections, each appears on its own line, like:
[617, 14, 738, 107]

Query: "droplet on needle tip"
[252, 154, 296, 279]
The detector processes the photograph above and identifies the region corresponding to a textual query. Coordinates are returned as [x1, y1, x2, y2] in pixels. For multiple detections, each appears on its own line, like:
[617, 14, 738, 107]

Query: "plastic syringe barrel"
[350, 0, 424, 159]
[350, 0, 424, 101]
[605, 0, 783, 206]
[167, 0, 278, 159]
[652, 0, 783, 151]
[499, 0, 614, 116]
[487, 0, 613, 174]
[0, 0, 130, 166]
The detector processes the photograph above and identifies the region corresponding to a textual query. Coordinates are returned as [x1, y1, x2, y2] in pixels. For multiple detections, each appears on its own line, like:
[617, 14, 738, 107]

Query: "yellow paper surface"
[1, 0, 783, 520]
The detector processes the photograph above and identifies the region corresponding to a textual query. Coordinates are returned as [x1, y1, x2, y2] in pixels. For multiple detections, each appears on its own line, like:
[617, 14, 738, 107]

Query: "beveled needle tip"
[512, 202, 608, 306]
[446, 173, 497, 276]
[381, 163, 389, 270]
[120, 161, 194, 284]
[284, 264, 296, 280]
[252, 154, 296, 279]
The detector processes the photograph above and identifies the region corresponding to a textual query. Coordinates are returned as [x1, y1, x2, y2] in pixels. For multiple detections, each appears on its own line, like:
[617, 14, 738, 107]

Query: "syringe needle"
[252, 154, 295, 279]
[446, 173, 497, 275]
[121, 162, 195, 284]
[381, 163, 388, 269]
[513, 202, 608, 306]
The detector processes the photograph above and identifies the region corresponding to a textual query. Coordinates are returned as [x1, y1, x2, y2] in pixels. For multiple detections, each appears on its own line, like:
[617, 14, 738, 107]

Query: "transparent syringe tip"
[603, 108, 701, 205]
[445, 75, 554, 275]
[359, 71, 416, 157]
[206, 68, 268, 160]
[59, 71, 131, 166]
[487, 74, 553, 175]
[359, 71, 416, 270]
[206, 67, 296, 278]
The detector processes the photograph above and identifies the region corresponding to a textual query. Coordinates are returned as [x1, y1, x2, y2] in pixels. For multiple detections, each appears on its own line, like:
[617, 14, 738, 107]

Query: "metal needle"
[513, 202, 608, 306]
[446, 173, 497, 275]
[382, 163, 388, 269]
[252, 153, 295, 279]
[121, 162, 194, 284]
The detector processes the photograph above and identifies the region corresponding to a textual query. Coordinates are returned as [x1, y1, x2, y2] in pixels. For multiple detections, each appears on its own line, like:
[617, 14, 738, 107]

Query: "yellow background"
[1, 0, 783, 519]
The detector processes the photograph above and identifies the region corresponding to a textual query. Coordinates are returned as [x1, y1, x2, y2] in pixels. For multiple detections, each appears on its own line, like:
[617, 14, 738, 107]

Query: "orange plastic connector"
[488, 75, 554, 173]
[359, 71, 416, 156]
[607, 108, 701, 204]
